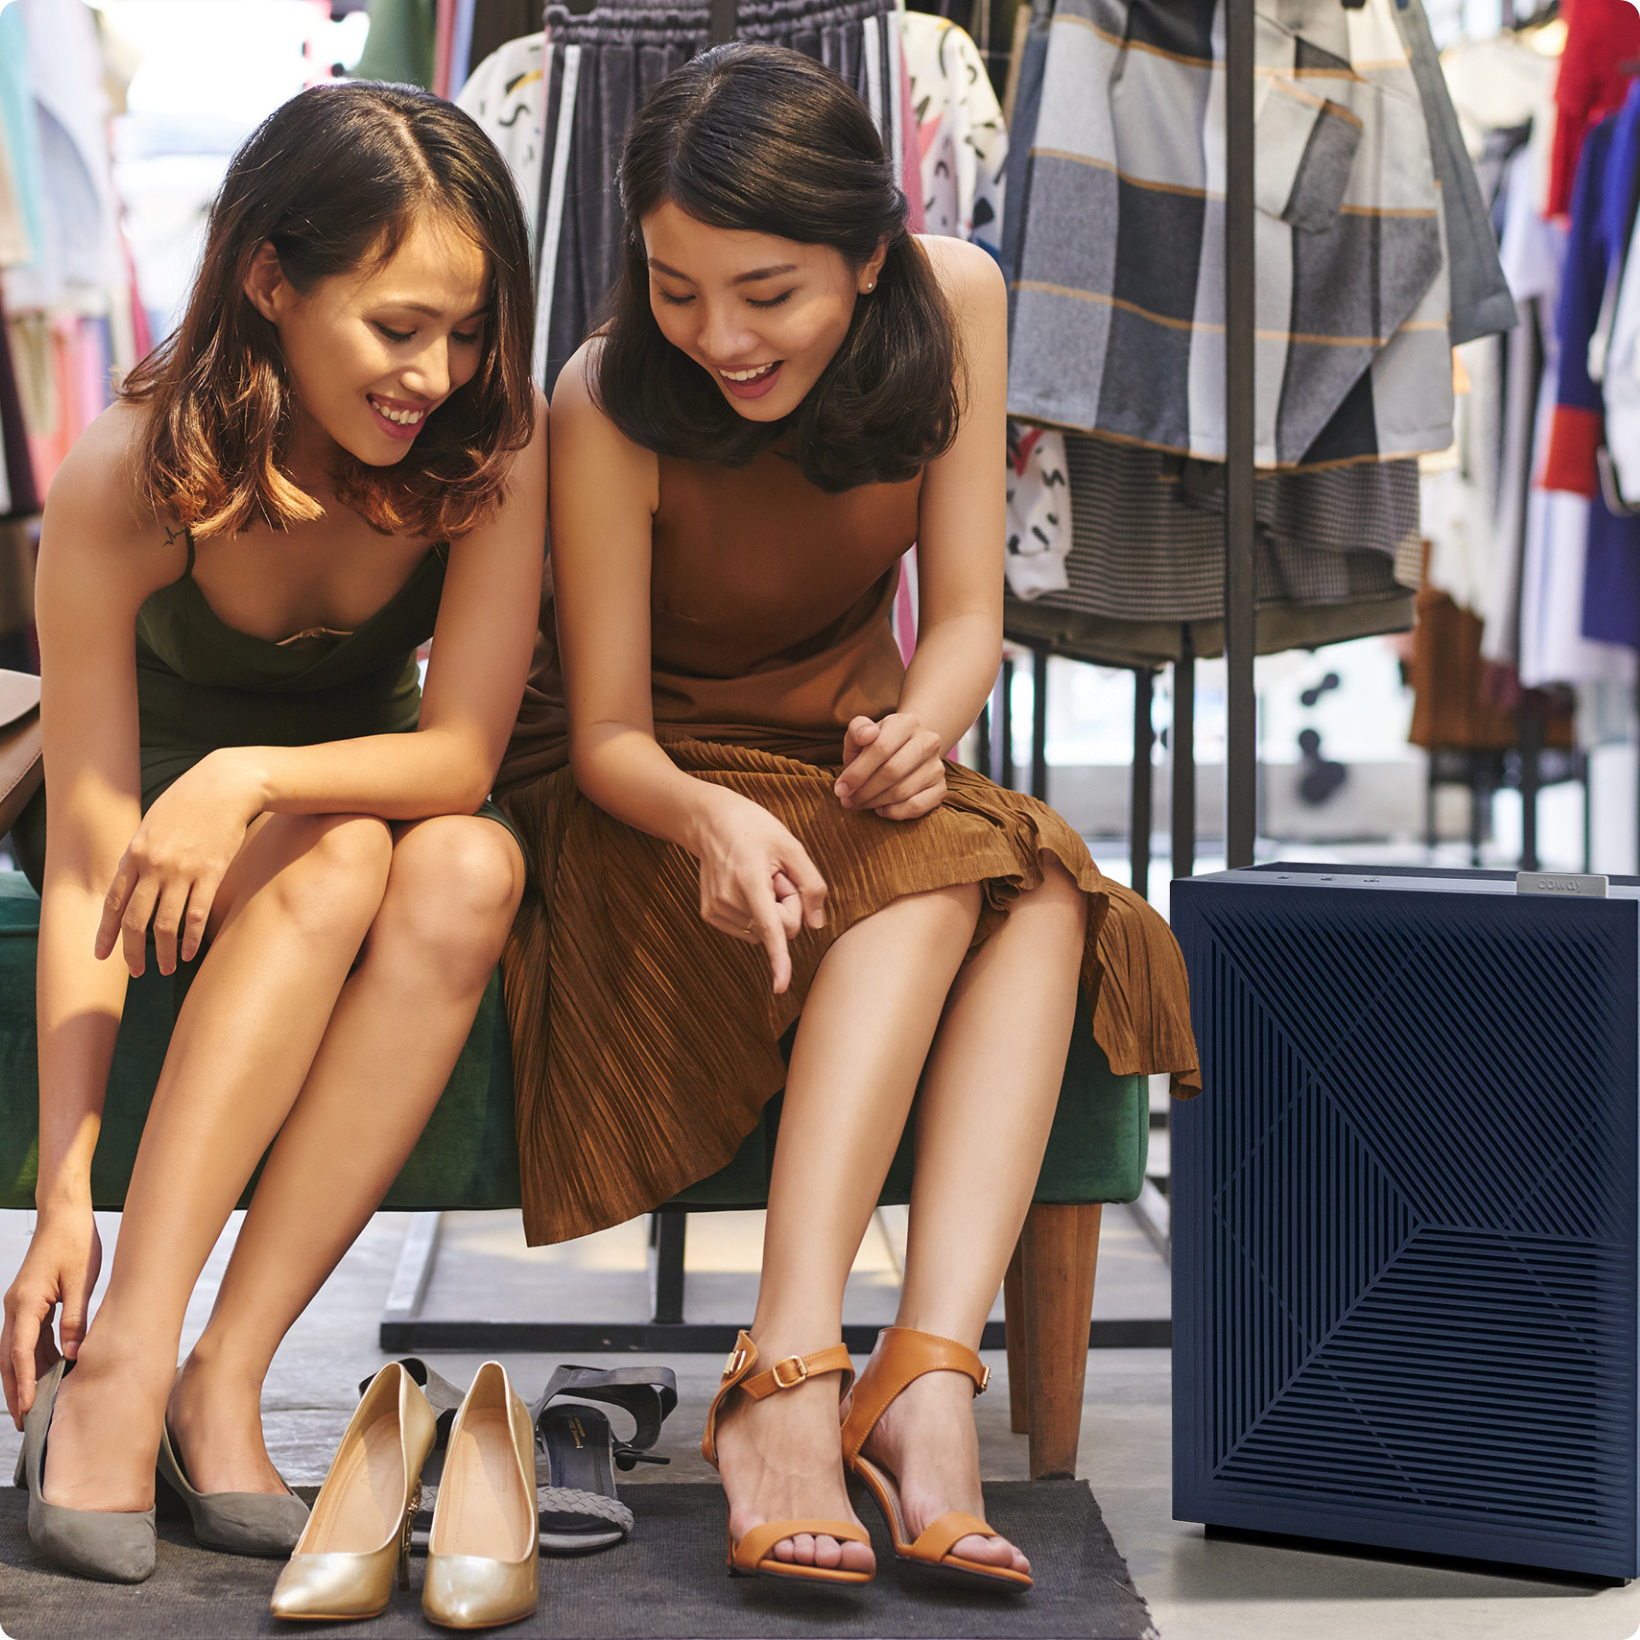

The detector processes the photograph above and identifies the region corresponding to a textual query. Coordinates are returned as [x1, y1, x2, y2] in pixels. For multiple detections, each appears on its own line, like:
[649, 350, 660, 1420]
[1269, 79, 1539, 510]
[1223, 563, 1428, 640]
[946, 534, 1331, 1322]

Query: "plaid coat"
[1007, 0, 1455, 470]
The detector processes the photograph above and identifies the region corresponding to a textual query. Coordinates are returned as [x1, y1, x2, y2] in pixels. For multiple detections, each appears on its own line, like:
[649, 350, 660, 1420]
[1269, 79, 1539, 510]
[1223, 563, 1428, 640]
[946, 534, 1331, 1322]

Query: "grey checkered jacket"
[1007, 0, 1456, 469]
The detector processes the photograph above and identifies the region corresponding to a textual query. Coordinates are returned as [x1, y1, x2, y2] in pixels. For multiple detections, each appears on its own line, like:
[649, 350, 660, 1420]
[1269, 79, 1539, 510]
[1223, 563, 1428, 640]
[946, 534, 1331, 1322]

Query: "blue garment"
[0, 5, 44, 273]
[1545, 101, 1640, 652]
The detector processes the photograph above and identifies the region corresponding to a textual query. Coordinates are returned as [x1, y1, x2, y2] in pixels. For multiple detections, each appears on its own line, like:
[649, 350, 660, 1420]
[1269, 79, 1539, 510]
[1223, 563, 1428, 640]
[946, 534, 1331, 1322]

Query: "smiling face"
[244, 213, 491, 470]
[641, 200, 886, 422]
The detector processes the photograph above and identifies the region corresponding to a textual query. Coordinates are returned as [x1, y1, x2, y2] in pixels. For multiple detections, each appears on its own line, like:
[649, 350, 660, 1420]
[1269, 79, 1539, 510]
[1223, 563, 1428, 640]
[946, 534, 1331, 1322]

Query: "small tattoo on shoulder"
[164, 524, 186, 549]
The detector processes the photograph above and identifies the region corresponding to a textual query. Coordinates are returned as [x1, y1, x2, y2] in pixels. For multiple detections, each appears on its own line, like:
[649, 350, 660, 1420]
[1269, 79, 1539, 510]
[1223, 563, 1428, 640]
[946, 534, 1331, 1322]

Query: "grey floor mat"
[0, 1479, 1154, 1639]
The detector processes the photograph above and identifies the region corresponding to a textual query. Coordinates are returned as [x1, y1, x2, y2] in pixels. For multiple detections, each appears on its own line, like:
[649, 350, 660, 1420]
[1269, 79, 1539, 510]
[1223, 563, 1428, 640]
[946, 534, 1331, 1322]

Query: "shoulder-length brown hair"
[121, 80, 534, 540]
[595, 44, 960, 494]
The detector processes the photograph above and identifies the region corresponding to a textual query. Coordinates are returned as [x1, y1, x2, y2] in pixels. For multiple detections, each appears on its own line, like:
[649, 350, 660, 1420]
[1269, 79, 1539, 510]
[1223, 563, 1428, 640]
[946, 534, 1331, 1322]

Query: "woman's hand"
[94, 749, 264, 977]
[2, 1206, 102, 1427]
[834, 713, 946, 820]
[692, 789, 827, 994]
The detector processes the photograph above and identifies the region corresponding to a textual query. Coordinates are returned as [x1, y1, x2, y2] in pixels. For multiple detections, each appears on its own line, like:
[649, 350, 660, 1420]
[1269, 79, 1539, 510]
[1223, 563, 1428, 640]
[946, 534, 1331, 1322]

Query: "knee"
[270, 816, 394, 936]
[377, 820, 523, 985]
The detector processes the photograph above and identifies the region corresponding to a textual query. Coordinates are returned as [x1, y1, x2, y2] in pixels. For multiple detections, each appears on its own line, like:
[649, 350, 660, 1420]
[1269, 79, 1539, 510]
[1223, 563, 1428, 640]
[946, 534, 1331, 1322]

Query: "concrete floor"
[1, 1206, 1636, 1640]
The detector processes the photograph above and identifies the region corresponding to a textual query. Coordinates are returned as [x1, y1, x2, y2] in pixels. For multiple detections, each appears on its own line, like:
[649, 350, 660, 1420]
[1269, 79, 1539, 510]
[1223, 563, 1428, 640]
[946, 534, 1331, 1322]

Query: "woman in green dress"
[0, 82, 544, 1582]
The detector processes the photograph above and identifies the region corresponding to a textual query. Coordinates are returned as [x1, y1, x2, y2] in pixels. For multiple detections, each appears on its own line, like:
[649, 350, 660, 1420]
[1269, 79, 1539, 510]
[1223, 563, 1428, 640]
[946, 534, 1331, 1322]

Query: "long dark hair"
[595, 43, 960, 493]
[121, 81, 535, 540]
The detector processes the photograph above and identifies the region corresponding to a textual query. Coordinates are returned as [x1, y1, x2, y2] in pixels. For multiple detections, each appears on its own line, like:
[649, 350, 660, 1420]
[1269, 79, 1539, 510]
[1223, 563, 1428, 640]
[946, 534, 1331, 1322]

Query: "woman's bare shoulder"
[916, 233, 1006, 306]
[39, 401, 185, 599]
[548, 340, 660, 509]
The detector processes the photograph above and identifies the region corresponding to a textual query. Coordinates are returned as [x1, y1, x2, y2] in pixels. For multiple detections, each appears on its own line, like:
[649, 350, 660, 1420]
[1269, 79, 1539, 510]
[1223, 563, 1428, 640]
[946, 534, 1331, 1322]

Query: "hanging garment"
[4, 0, 126, 313]
[1391, 0, 1515, 347]
[1509, 119, 1636, 686]
[456, 33, 545, 245]
[1482, 129, 1558, 671]
[0, 115, 33, 270]
[354, 0, 437, 90]
[998, 0, 1049, 300]
[1439, 30, 1552, 162]
[1542, 101, 1640, 497]
[901, 12, 1007, 259]
[1422, 335, 1501, 615]
[531, 0, 902, 393]
[0, 4, 44, 287]
[1525, 108, 1640, 679]
[1007, 0, 1457, 470]
[995, 434, 1418, 668]
[0, 295, 39, 523]
[468, 0, 539, 71]
[1004, 420, 1069, 598]
[1547, 0, 1640, 219]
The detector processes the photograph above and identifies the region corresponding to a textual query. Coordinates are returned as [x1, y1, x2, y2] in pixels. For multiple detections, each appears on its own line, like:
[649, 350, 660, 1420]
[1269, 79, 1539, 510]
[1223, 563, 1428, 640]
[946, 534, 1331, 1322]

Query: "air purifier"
[1171, 863, 1636, 1578]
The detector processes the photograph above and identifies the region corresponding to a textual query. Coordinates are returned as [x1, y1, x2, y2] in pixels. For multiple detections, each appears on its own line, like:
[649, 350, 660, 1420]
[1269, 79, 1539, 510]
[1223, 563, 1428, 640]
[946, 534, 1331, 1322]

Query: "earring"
[866, 281, 875, 292]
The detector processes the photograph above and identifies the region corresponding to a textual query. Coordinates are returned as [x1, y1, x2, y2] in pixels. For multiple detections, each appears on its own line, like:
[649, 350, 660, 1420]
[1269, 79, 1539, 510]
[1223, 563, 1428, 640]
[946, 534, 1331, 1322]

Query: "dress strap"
[183, 529, 196, 575]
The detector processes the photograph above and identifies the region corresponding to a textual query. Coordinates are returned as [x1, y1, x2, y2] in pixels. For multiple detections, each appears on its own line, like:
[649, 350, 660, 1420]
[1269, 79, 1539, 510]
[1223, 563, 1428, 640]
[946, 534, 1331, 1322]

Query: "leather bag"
[0, 669, 42, 841]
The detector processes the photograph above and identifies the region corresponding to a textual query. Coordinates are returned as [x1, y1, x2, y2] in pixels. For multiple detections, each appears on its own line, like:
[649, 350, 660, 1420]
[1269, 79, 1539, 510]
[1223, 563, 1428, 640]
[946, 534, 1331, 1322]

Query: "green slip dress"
[11, 531, 516, 892]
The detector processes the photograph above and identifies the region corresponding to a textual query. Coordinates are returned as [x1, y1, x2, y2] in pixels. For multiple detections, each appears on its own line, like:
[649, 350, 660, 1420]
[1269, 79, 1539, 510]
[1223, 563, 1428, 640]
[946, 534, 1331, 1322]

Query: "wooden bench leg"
[1018, 1201, 1101, 1479]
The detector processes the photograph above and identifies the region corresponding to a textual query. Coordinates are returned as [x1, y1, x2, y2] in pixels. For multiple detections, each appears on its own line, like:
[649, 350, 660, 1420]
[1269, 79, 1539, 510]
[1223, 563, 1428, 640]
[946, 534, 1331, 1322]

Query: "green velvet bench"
[0, 871, 1150, 1476]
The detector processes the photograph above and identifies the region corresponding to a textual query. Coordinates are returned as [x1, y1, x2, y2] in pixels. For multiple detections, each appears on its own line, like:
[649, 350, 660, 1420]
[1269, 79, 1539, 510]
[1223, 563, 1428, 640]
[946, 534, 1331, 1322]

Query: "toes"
[951, 1532, 1020, 1568]
[840, 1539, 876, 1575]
[768, 1533, 873, 1573]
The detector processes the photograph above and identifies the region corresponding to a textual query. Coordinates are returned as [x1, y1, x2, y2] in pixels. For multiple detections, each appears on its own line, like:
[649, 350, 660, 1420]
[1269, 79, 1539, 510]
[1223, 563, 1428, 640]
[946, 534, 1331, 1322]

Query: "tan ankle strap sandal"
[701, 1330, 873, 1586]
[840, 1326, 1032, 1592]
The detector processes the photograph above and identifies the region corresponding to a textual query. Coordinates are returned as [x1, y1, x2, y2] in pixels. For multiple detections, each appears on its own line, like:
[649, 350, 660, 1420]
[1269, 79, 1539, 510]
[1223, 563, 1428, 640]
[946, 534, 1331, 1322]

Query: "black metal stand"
[1132, 667, 1154, 900]
[1223, 0, 1257, 869]
[1172, 626, 1195, 881]
[999, 654, 1015, 787]
[1031, 643, 1050, 802]
[377, 1211, 1171, 1352]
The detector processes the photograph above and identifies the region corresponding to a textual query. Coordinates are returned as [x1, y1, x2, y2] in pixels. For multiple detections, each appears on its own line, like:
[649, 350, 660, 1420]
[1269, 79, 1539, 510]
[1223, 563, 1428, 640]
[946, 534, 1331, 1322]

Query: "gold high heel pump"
[422, 1361, 539, 1630]
[701, 1330, 873, 1585]
[841, 1326, 1031, 1591]
[270, 1361, 437, 1622]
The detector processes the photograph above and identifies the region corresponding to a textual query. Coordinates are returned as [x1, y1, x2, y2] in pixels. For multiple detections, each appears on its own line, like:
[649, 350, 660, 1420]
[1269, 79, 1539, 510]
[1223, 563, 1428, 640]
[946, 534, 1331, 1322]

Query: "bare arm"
[833, 237, 1007, 817]
[4, 407, 175, 1419]
[97, 394, 549, 977]
[550, 348, 826, 991]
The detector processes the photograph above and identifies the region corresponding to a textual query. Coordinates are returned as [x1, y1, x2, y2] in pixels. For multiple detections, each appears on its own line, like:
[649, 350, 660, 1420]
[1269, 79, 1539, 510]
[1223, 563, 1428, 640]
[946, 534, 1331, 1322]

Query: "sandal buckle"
[976, 1364, 991, 1394]
[770, 1354, 809, 1389]
[723, 1346, 748, 1380]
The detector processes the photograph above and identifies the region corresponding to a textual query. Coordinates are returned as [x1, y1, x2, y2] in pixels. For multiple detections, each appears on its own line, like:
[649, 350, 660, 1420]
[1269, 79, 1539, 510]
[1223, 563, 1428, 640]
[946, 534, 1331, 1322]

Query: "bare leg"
[864, 859, 1086, 1573]
[169, 815, 524, 1495]
[42, 814, 395, 1511]
[712, 882, 980, 1577]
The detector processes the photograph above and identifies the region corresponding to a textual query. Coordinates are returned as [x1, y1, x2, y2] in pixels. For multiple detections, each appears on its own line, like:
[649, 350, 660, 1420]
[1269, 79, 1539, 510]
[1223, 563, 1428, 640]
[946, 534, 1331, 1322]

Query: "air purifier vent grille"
[1173, 881, 1639, 1576]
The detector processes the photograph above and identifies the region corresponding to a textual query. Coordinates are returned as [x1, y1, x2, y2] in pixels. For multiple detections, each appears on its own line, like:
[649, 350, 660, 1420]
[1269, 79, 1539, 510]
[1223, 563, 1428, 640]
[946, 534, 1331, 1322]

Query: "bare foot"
[39, 1347, 165, 1514]
[858, 1367, 1029, 1576]
[712, 1351, 875, 1576]
[165, 1354, 288, 1497]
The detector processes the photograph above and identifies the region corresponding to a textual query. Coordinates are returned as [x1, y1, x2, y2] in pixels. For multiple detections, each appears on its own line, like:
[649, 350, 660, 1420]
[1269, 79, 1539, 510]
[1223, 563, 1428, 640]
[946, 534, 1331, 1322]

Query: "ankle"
[175, 1339, 267, 1400]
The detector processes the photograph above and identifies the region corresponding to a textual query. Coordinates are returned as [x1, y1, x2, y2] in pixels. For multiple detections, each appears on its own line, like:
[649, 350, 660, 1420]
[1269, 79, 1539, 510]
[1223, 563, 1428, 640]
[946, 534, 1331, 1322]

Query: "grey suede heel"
[22, 1359, 156, 1583]
[156, 1422, 309, 1557]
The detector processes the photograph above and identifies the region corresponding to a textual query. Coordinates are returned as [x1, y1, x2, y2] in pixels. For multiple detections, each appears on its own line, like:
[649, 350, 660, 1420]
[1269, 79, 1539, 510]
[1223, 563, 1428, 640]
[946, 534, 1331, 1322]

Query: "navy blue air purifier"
[1171, 863, 1638, 1579]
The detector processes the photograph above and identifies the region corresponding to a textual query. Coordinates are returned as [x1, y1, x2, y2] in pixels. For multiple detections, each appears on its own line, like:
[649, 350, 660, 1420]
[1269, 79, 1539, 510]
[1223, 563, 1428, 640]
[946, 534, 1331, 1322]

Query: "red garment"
[1549, 0, 1640, 216]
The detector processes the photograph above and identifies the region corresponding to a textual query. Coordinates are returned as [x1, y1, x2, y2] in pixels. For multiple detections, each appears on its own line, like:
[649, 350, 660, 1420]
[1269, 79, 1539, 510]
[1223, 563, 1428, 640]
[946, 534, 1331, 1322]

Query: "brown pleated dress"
[496, 445, 1200, 1247]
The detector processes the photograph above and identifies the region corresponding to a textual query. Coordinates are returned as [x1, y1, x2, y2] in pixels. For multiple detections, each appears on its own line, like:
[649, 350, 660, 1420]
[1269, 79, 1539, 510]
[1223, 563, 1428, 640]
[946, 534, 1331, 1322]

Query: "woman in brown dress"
[498, 43, 1196, 1587]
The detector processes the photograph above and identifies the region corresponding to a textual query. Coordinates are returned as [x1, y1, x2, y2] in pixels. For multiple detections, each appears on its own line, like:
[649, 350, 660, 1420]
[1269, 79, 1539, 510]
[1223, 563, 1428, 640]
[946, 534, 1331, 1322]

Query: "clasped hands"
[697, 711, 945, 993]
